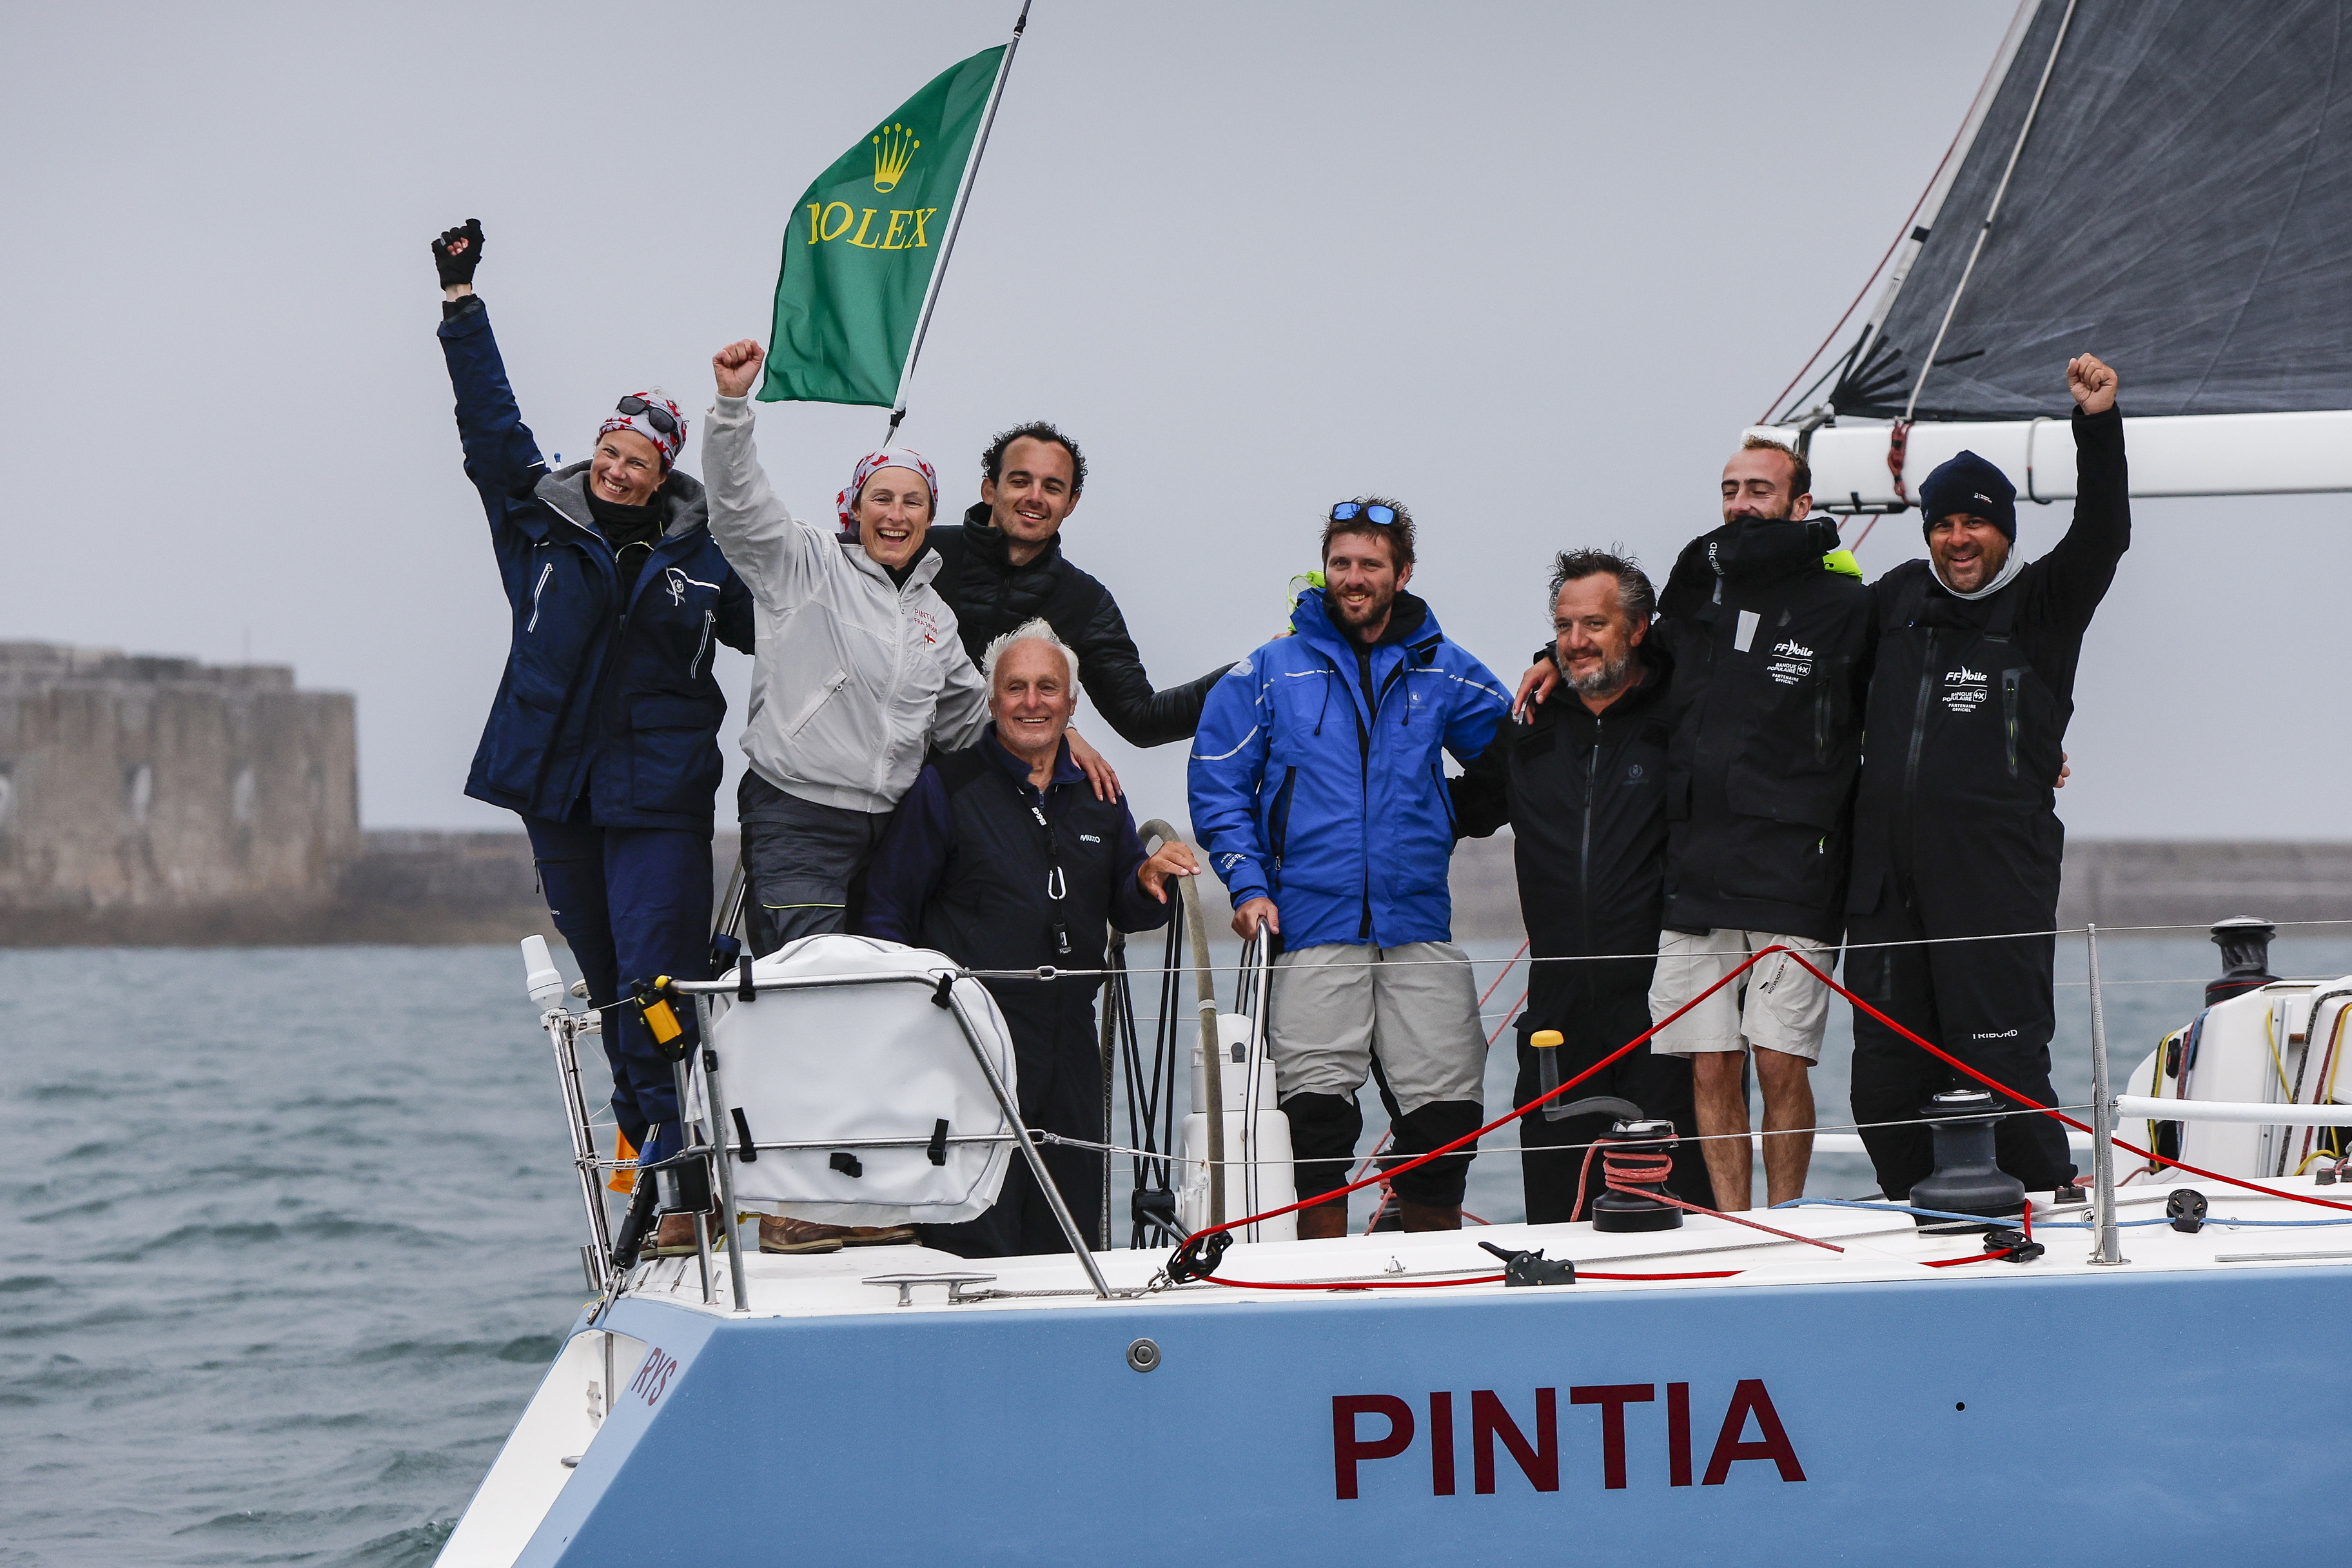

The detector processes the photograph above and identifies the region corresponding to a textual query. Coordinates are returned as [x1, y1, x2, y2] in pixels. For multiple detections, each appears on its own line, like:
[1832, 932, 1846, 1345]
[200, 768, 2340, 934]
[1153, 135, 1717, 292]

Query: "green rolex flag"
[758, 44, 1008, 407]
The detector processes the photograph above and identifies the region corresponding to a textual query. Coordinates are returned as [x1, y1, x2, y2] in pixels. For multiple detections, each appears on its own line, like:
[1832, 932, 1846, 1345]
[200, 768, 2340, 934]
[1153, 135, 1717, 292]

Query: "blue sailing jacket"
[1189, 589, 1507, 950]
[440, 299, 752, 830]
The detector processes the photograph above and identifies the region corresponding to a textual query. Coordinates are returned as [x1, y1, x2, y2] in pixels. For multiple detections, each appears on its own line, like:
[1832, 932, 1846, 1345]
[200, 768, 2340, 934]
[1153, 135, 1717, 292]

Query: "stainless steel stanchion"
[696, 990, 752, 1313]
[2086, 923, 2126, 1266]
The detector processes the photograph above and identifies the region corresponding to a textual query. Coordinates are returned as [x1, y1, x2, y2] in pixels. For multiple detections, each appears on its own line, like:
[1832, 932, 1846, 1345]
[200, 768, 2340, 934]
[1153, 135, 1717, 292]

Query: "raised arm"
[431, 219, 547, 509]
[702, 339, 823, 610]
[2039, 354, 2131, 627]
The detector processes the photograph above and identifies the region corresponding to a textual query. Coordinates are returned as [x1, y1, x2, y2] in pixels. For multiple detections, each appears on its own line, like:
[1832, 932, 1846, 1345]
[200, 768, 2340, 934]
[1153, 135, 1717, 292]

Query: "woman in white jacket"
[703, 340, 1114, 959]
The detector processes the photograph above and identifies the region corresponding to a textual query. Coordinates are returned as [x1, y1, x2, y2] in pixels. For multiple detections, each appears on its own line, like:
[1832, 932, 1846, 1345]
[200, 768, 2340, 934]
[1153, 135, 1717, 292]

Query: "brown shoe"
[1399, 1200, 1462, 1232]
[837, 1225, 919, 1248]
[1296, 1202, 1349, 1240]
[647, 1211, 720, 1257]
[757, 1215, 848, 1255]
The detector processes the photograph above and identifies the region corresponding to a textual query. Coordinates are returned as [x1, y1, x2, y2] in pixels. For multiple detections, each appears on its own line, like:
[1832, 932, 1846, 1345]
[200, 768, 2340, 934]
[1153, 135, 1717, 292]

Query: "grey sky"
[9, 3, 2343, 837]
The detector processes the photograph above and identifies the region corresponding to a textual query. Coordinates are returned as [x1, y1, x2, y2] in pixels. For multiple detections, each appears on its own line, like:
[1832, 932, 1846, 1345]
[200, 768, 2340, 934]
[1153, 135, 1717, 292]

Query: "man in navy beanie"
[1845, 353, 2128, 1203]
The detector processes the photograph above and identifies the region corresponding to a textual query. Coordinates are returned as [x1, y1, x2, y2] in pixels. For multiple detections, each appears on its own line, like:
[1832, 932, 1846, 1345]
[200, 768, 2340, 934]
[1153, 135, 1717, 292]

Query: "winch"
[1908, 1089, 2026, 1233]
[1590, 1118, 1684, 1233]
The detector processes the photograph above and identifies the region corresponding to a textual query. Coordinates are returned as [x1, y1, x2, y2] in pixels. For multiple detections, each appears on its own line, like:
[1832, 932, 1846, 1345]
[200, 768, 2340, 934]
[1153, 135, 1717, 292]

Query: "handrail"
[2117, 1096, 2352, 1127]
[1237, 934, 1272, 1235]
[1135, 818, 1223, 1230]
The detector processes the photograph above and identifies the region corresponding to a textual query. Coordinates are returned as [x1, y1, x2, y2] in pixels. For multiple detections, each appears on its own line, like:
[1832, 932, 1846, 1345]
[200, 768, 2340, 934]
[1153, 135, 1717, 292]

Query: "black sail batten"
[1827, 0, 2352, 423]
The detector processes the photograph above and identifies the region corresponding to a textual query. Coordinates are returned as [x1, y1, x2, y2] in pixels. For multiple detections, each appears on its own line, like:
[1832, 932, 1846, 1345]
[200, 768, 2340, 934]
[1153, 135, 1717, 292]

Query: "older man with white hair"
[859, 619, 1199, 1258]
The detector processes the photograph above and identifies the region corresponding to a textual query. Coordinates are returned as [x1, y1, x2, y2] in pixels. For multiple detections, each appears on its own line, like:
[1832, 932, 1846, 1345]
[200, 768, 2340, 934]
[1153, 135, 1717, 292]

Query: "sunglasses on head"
[615, 396, 679, 438]
[1329, 502, 1397, 525]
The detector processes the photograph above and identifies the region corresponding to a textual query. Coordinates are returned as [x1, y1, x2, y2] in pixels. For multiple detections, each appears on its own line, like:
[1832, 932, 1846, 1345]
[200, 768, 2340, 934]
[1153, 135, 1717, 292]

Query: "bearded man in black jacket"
[926, 424, 1230, 749]
[1455, 550, 1710, 1222]
[1847, 354, 2128, 1203]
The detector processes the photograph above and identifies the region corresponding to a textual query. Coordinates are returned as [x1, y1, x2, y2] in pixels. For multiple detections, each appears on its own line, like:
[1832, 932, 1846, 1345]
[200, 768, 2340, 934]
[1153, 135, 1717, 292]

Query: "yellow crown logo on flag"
[871, 122, 920, 192]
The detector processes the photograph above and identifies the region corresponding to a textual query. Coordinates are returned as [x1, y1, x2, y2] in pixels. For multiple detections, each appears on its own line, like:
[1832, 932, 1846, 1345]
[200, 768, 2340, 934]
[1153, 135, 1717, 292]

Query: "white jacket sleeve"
[933, 643, 992, 750]
[701, 395, 828, 611]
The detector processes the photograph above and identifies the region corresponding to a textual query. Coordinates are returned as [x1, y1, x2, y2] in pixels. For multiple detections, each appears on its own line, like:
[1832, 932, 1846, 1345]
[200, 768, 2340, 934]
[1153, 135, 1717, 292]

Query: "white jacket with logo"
[702, 395, 988, 814]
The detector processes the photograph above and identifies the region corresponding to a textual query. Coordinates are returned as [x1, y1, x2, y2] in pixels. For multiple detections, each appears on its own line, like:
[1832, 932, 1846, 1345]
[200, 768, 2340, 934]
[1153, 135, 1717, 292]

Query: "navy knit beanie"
[1918, 450, 2017, 541]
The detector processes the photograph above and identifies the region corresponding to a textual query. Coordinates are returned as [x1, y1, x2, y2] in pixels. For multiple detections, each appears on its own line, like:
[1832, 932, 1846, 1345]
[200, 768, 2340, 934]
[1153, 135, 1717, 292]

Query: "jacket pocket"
[627, 694, 725, 812]
[1727, 659, 1854, 830]
[785, 667, 850, 741]
[1268, 766, 1298, 870]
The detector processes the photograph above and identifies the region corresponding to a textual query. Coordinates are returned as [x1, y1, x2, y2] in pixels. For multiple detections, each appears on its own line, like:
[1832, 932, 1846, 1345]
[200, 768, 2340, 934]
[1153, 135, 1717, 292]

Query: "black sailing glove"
[432, 219, 485, 288]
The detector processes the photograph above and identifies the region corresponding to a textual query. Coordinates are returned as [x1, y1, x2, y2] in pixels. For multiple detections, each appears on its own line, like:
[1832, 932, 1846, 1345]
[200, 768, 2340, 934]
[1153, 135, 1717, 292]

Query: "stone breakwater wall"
[0, 643, 359, 943]
[5, 817, 2346, 947]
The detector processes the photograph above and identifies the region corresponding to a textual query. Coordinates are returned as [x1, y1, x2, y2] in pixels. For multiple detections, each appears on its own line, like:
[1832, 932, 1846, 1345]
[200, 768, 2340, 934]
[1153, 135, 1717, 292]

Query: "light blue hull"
[515, 1263, 2349, 1565]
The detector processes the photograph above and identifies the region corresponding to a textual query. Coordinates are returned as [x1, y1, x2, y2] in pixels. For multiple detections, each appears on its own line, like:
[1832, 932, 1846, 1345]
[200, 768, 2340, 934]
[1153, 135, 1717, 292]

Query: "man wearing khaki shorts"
[1644, 436, 1872, 1209]
[1649, 929, 1835, 1208]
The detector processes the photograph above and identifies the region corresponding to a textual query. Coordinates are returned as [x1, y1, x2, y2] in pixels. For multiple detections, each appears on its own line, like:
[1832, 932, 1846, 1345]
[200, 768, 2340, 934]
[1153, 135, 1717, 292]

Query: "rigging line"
[1902, 0, 2081, 423]
[1758, 126, 1974, 426]
[1758, 6, 2023, 426]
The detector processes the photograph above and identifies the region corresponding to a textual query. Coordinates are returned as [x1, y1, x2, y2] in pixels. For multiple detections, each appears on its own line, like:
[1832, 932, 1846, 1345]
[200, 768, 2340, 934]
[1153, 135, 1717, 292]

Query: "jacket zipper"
[880, 576, 910, 792]
[526, 562, 554, 633]
[1580, 714, 1600, 944]
[1902, 628, 1939, 810]
[1355, 652, 1411, 941]
[2001, 669, 2021, 778]
[1269, 766, 1297, 874]
[687, 609, 715, 681]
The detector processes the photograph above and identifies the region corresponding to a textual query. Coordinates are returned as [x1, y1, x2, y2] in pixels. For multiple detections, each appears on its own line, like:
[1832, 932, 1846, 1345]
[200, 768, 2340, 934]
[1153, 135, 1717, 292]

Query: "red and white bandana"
[598, 390, 686, 470]
[836, 447, 938, 540]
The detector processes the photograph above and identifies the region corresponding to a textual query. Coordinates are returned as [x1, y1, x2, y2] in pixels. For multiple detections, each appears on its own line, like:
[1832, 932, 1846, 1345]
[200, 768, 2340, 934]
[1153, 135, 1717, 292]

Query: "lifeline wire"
[963, 913, 2352, 985]
[1166, 943, 2352, 1288]
[1033, 1103, 2098, 1168]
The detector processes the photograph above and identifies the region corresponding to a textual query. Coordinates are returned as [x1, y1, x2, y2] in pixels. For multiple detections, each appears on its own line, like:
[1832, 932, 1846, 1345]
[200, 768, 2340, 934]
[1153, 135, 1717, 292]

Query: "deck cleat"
[2167, 1188, 2209, 1233]
[1478, 1241, 1576, 1286]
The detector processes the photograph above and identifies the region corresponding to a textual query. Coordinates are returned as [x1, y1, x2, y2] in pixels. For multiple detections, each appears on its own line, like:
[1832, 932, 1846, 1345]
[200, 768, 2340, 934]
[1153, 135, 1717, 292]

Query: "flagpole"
[883, 0, 1031, 442]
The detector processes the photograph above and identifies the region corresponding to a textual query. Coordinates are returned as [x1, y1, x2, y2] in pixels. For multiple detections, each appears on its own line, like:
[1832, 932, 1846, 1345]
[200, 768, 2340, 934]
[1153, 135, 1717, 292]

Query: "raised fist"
[2067, 353, 2117, 415]
[712, 339, 766, 399]
[433, 219, 485, 289]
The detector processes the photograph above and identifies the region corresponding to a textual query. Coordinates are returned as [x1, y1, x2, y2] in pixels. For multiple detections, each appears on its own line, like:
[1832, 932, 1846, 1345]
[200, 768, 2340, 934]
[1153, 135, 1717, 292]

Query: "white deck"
[614, 1175, 2352, 1322]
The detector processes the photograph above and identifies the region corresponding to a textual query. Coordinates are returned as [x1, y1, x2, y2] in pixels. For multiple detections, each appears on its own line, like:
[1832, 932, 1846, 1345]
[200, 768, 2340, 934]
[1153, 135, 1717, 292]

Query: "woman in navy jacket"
[433, 220, 751, 1222]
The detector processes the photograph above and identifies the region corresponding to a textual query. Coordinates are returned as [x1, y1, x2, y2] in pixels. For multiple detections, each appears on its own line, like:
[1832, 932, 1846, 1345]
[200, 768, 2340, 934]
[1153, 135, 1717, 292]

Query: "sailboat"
[435, 5, 2352, 1563]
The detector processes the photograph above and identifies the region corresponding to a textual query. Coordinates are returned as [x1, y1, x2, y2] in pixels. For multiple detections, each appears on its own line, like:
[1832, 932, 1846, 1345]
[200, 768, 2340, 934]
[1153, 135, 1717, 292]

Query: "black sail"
[1832, 0, 2352, 422]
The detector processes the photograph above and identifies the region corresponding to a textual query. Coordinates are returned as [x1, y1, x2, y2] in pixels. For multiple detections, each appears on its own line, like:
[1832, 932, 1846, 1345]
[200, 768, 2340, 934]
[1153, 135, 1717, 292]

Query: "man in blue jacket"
[1191, 500, 1509, 1238]
[432, 220, 752, 1244]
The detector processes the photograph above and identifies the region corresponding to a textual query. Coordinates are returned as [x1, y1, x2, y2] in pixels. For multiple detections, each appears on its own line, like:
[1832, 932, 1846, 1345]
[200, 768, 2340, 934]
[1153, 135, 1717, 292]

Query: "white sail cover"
[709, 934, 1017, 1225]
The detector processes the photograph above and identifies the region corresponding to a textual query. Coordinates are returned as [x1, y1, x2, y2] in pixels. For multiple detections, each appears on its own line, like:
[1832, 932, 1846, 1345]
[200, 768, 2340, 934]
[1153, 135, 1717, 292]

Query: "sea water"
[4, 936, 2336, 1565]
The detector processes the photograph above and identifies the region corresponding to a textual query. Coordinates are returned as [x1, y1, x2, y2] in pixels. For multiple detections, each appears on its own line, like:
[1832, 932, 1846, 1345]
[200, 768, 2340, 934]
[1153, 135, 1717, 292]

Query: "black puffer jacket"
[927, 506, 1226, 747]
[1653, 515, 1873, 943]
